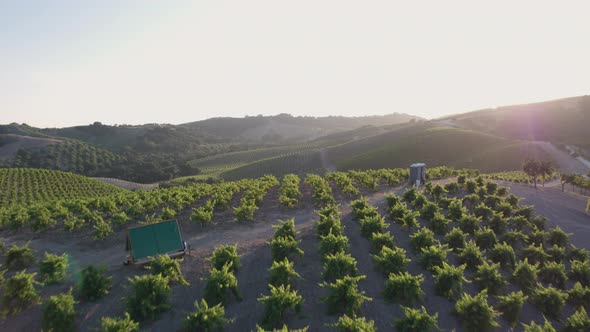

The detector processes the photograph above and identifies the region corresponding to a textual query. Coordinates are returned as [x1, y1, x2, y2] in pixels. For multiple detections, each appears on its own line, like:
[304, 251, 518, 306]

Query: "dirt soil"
[1, 180, 589, 331]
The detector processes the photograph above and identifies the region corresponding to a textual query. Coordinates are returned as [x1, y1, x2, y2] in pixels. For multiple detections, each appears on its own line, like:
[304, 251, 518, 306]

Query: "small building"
[125, 219, 187, 265]
[409, 163, 427, 186]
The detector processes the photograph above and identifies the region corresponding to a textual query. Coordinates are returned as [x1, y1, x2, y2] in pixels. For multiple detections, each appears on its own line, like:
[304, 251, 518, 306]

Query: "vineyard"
[0, 167, 589, 331]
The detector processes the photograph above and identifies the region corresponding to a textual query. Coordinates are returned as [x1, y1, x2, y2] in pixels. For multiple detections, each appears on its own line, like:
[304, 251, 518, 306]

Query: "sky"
[1, 0, 589, 127]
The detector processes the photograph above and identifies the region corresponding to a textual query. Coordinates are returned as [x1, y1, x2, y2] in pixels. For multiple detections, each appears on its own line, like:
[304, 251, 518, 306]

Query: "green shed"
[125, 220, 186, 264]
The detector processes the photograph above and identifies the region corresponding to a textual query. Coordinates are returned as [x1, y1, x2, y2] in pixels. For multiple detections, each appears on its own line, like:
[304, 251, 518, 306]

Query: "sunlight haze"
[2, 0, 589, 127]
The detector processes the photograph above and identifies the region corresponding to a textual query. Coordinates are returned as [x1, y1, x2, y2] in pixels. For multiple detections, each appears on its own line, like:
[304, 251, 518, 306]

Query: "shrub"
[547, 226, 570, 247]
[125, 274, 171, 320]
[496, 291, 527, 328]
[459, 214, 481, 235]
[418, 244, 450, 272]
[569, 259, 590, 287]
[402, 211, 421, 228]
[521, 319, 555, 332]
[179, 298, 231, 331]
[501, 230, 528, 249]
[256, 325, 308, 332]
[42, 291, 77, 332]
[569, 244, 590, 262]
[394, 306, 439, 332]
[465, 180, 477, 194]
[268, 258, 302, 287]
[546, 245, 565, 263]
[204, 264, 241, 305]
[322, 252, 358, 281]
[191, 202, 214, 225]
[258, 285, 303, 329]
[112, 211, 131, 226]
[528, 230, 546, 246]
[474, 203, 493, 222]
[529, 284, 568, 319]
[358, 215, 389, 238]
[420, 201, 439, 221]
[402, 187, 418, 203]
[521, 243, 550, 266]
[388, 202, 409, 222]
[372, 246, 411, 275]
[445, 181, 459, 194]
[233, 199, 258, 222]
[445, 227, 466, 252]
[494, 202, 512, 220]
[148, 255, 189, 286]
[458, 240, 485, 271]
[383, 272, 425, 305]
[78, 265, 112, 301]
[210, 244, 240, 272]
[1, 270, 39, 315]
[332, 314, 376, 332]
[321, 275, 371, 315]
[273, 218, 297, 239]
[489, 242, 516, 270]
[317, 215, 343, 237]
[448, 198, 467, 221]
[427, 212, 450, 235]
[93, 219, 114, 240]
[454, 290, 499, 332]
[160, 206, 176, 220]
[475, 260, 506, 295]
[269, 236, 304, 261]
[40, 252, 68, 284]
[409, 228, 437, 253]
[433, 262, 469, 300]
[512, 259, 539, 293]
[457, 174, 466, 184]
[369, 231, 394, 253]
[539, 261, 567, 289]
[319, 232, 349, 257]
[99, 313, 139, 332]
[474, 227, 497, 249]
[5, 243, 35, 270]
[563, 307, 590, 332]
[568, 282, 590, 310]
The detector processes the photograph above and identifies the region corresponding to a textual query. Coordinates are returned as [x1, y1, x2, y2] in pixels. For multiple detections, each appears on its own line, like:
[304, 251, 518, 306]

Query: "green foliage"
[258, 285, 303, 329]
[418, 244, 450, 272]
[332, 314, 376, 332]
[545, 245, 565, 263]
[269, 236, 304, 261]
[372, 246, 411, 275]
[394, 306, 439, 332]
[1, 270, 39, 315]
[321, 275, 371, 315]
[191, 201, 214, 225]
[521, 319, 555, 332]
[204, 264, 241, 305]
[475, 261, 506, 295]
[454, 290, 499, 332]
[319, 232, 349, 257]
[489, 242, 516, 270]
[148, 255, 189, 286]
[458, 240, 485, 271]
[210, 244, 240, 272]
[358, 214, 389, 238]
[568, 282, 590, 310]
[521, 243, 550, 266]
[279, 174, 302, 207]
[512, 259, 539, 293]
[427, 212, 450, 235]
[402, 187, 417, 203]
[269, 258, 302, 287]
[459, 214, 481, 235]
[448, 198, 467, 221]
[181, 299, 232, 332]
[383, 272, 425, 305]
[496, 291, 527, 328]
[420, 201, 439, 221]
[273, 218, 297, 239]
[409, 227, 437, 253]
[569, 244, 590, 262]
[530, 284, 568, 319]
[125, 274, 171, 320]
[433, 262, 469, 301]
[563, 307, 590, 332]
[5, 243, 35, 270]
[569, 259, 590, 286]
[40, 252, 68, 284]
[42, 291, 77, 332]
[233, 199, 258, 222]
[501, 230, 528, 249]
[369, 231, 394, 253]
[539, 261, 567, 289]
[445, 227, 466, 252]
[93, 219, 113, 240]
[528, 230, 546, 246]
[474, 227, 497, 249]
[322, 251, 358, 281]
[78, 265, 112, 301]
[99, 313, 139, 332]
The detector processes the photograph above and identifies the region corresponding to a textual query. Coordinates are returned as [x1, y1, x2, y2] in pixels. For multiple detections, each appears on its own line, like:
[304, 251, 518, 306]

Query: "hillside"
[0, 168, 126, 207]
[444, 95, 590, 148]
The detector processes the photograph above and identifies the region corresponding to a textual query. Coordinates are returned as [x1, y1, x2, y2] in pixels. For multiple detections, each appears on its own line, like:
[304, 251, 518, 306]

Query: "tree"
[539, 160, 555, 187]
[523, 159, 541, 189]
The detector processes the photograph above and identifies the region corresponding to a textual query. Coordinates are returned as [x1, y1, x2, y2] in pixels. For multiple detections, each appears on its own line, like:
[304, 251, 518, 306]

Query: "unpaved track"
[1, 180, 590, 331]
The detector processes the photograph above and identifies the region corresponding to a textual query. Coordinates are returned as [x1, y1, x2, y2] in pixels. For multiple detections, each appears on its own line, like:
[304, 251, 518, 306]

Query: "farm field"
[1, 169, 589, 331]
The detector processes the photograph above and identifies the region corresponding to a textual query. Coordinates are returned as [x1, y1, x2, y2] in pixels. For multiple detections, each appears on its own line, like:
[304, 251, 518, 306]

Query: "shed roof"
[410, 163, 426, 167]
[126, 220, 184, 261]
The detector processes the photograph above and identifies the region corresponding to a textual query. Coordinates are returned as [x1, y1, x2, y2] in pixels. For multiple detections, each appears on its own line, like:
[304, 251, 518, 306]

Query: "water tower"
[409, 163, 426, 187]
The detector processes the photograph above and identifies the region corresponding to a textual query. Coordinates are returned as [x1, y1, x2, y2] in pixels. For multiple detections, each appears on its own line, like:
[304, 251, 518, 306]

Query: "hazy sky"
[2, 1, 589, 127]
